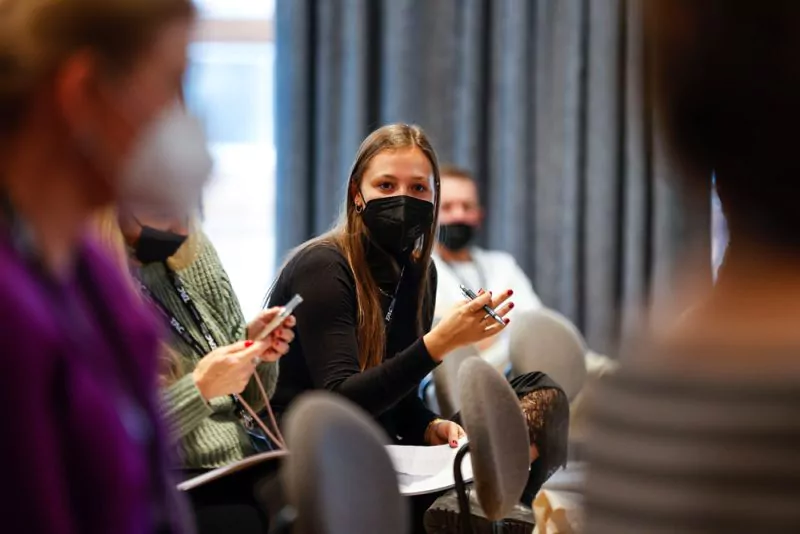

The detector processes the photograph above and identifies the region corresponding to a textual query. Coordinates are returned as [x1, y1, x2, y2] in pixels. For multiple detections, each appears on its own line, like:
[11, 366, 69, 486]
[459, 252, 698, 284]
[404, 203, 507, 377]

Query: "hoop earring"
[355, 203, 364, 214]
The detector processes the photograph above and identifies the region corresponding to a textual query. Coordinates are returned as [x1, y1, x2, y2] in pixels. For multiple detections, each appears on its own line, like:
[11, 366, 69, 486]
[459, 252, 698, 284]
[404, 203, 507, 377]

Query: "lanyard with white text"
[133, 268, 276, 446]
[134, 268, 219, 358]
[384, 266, 405, 325]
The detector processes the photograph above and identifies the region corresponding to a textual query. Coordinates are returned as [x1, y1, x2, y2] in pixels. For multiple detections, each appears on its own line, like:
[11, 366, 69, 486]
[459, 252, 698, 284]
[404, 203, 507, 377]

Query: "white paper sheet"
[177, 440, 478, 497]
[387, 439, 474, 496]
[386, 439, 466, 476]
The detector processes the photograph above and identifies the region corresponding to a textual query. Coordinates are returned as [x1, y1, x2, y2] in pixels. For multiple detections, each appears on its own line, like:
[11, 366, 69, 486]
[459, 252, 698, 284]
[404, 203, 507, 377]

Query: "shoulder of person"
[0, 242, 64, 362]
[272, 241, 360, 314]
[473, 247, 521, 270]
[81, 236, 161, 345]
[282, 241, 354, 284]
[426, 256, 438, 280]
[0, 237, 159, 376]
[174, 225, 211, 268]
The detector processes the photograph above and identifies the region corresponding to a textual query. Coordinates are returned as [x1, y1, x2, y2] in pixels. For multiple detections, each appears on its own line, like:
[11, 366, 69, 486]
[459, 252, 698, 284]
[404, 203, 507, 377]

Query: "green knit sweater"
[139, 231, 279, 469]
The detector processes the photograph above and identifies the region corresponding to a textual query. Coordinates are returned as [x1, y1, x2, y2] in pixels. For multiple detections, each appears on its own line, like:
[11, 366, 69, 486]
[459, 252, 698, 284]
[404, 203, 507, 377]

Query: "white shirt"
[432, 247, 542, 370]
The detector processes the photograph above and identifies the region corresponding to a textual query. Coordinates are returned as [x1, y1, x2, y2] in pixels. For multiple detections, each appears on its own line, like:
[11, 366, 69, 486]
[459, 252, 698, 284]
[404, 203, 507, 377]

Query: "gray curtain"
[275, 0, 710, 354]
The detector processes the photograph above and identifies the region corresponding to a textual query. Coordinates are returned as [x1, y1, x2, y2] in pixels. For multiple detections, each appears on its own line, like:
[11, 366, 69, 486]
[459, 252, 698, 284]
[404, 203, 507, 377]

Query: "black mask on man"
[361, 195, 435, 257]
[134, 226, 188, 264]
[438, 223, 477, 251]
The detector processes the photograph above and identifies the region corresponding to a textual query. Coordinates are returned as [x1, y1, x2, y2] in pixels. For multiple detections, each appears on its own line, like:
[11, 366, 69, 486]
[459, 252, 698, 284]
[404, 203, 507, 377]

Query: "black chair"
[508, 308, 587, 403]
[272, 391, 409, 534]
[450, 357, 531, 533]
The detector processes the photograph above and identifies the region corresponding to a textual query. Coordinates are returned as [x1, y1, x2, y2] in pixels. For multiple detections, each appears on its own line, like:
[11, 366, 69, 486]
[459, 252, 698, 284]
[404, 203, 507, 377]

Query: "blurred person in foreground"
[585, 1, 800, 532]
[0, 0, 199, 532]
[433, 166, 541, 372]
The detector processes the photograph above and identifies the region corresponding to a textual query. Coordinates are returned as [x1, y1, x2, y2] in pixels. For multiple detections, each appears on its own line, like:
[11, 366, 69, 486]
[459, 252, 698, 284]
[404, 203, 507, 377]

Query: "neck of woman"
[2, 137, 95, 278]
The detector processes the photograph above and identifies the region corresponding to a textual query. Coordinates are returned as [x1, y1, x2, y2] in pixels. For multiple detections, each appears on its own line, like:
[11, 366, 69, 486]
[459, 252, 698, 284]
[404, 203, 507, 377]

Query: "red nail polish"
[504, 318, 511, 324]
[508, 289, 514, 296]
[509, 303, 515, 309]
[244, 340, 254, 348]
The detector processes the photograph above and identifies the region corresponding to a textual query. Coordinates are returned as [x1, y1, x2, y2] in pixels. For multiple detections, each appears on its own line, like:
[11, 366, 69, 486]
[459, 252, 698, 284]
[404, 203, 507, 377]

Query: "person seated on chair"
[267, 123, 515, 532]
[94, 207, 295, 534]
[426, 372, 570, 533]
[433, 166, 542, 372]
[456, 372, 569, 503]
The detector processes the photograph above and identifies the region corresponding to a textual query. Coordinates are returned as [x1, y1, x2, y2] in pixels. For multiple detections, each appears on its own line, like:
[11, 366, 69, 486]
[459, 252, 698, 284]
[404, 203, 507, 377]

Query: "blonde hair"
[0, 0, 195, 136]
[91, 206, 201, 384]
[281, 124, 441, 370]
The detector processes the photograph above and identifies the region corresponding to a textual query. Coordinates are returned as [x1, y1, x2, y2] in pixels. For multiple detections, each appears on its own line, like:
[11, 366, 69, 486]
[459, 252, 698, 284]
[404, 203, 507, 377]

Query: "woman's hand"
[192, 340, 269, 401]
[247, 307, 297, 362]
[423, 289, 514, 362]
[426, 419, 467, 448]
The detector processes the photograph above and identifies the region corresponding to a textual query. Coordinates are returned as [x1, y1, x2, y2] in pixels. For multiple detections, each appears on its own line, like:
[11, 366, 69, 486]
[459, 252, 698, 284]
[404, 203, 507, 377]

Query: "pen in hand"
[459, 284, 507, 327]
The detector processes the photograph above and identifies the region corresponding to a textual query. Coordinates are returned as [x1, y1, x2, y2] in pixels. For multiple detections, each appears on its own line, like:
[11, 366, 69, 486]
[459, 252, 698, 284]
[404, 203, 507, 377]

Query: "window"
[711, 173, 729, 280]
[185, 2, 275, 318]
[195, 0, 274, 20]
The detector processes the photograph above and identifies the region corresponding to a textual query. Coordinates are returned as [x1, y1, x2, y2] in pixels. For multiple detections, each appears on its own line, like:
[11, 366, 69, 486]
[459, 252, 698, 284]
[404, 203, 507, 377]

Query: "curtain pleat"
[274, 0, 710, 353]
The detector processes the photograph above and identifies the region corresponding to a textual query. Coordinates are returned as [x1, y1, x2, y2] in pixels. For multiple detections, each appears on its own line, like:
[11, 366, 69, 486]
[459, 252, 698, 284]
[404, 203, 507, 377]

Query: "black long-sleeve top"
[268, 242, 440, 444]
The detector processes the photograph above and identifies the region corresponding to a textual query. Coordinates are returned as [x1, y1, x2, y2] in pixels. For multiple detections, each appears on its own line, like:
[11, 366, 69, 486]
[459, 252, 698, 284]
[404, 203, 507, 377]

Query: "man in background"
[433, 165, 541, 371]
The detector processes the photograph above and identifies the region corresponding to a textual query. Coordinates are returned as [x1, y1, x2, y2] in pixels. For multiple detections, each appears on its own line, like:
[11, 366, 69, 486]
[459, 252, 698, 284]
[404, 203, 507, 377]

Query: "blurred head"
[0, 0, 195, 206]
[437, 166, 483, 252]
[348, 124, 440, 259]
[647, 0, 800, 250]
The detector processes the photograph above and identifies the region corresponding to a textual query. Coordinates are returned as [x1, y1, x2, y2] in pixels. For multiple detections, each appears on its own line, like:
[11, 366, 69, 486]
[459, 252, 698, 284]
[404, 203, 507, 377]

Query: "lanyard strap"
[133, 268, 219, 358]
[384, 266, 405, 325]
[133, 266, 286, 450]
[443, 255, 487, 293]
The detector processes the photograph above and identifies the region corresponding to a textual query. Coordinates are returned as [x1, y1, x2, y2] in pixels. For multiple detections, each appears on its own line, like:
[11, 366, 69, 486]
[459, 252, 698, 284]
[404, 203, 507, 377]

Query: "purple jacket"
[0, 235, 190, 533]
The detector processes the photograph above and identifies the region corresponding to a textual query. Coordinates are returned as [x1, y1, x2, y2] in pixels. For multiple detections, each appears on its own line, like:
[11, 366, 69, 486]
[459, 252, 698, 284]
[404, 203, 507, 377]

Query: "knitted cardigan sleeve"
[161, 373, 214, 440]
[196, 232, 280, 410]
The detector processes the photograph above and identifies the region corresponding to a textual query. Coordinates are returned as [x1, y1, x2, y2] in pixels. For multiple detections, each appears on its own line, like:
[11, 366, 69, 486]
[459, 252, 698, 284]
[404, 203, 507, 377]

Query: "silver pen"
[459, 284, 506, 326]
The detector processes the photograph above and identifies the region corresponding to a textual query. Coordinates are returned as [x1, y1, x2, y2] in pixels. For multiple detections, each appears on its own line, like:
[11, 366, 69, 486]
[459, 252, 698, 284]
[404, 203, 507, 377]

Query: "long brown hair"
[285, 124, 441, 370]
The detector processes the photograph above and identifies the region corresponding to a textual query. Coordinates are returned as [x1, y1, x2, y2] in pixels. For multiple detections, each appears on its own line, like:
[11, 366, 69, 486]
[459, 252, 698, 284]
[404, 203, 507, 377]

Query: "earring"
[355, 203, 364, 214]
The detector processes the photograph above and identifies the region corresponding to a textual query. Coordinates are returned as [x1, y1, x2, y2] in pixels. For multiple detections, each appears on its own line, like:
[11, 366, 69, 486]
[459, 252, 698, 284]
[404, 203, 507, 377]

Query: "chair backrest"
[458, 357, 531, 521]
[281, 392, 408, 534]
[509, 308, 588, 402]
[433, 344, 481, 418]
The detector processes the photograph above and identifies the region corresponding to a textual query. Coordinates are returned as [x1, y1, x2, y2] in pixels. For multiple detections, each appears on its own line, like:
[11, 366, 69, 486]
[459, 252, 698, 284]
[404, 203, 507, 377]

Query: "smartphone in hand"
[255, 294, 303, 342]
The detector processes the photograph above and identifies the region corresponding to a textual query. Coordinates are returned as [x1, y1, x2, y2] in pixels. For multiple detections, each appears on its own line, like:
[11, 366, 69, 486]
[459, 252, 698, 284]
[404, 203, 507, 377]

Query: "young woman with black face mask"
[267, 123, 515, 531]
[93, 209, 296, 534]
